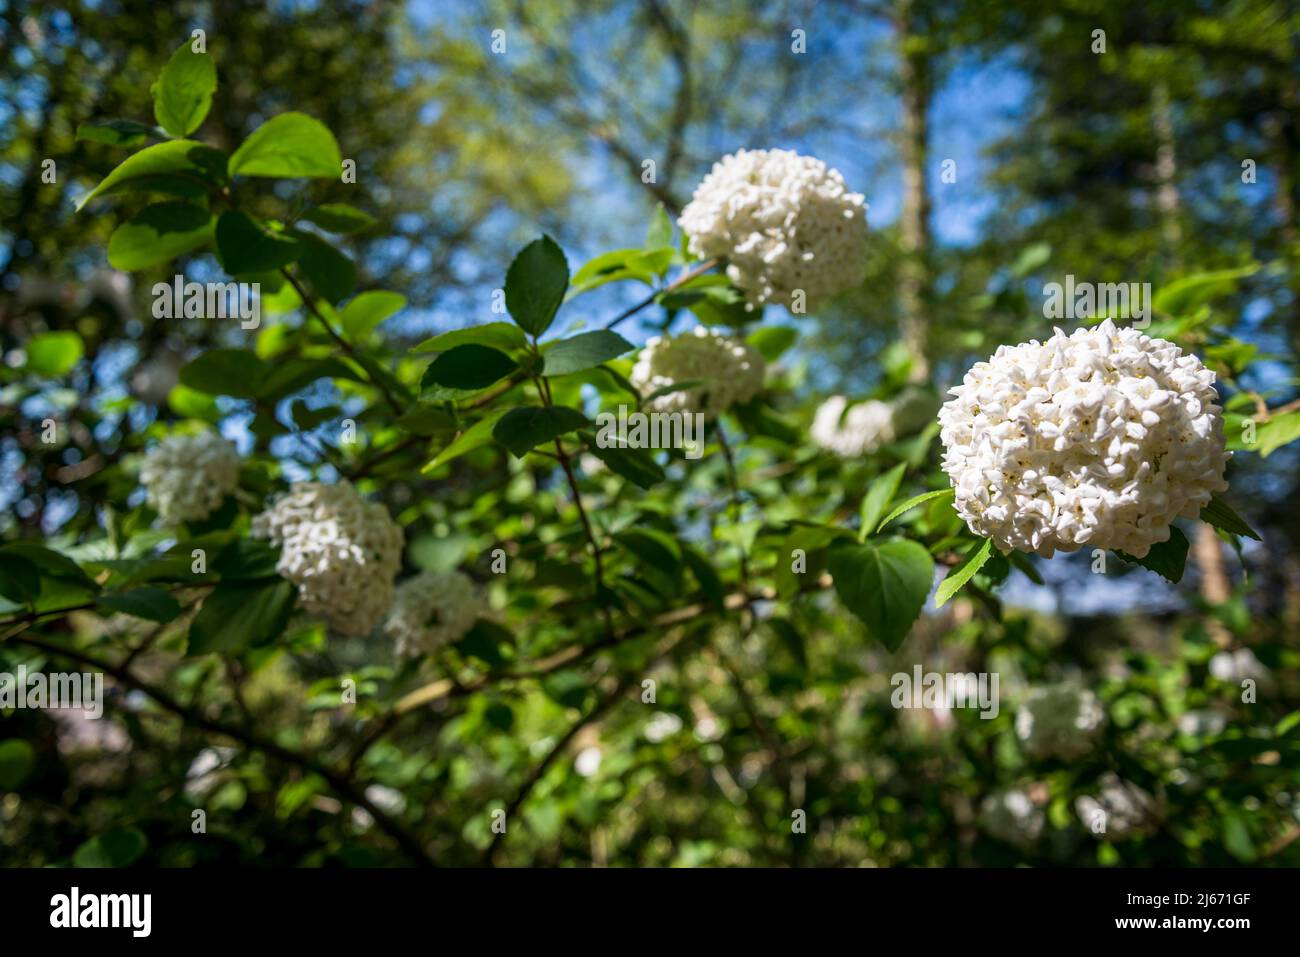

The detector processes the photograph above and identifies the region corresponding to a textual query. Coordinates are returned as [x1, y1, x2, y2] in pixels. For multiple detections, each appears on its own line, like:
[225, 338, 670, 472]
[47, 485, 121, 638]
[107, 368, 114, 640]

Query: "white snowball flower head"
[385, 569, 489, 658]
[141, 430, 240, 524]
[252, 481, 404, 638]
[1075, 773, 1159, 839]
[630, 325, 764, 419]
[811, 396, 896, 457]
[939, 320, 1229, 558]
[979, 789, 1044, 847]
[1015, 684, 1106, 760]
[678, 148, 867, 309]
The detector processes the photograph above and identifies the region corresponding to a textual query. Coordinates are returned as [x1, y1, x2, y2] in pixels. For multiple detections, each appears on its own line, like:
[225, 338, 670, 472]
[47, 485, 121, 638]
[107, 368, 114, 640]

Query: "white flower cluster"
[140, 430, 241, 524]
[252, 481, 404, 637]
[1075, 773, 1159, 839]
[1015, 684, 1106, 760]
[810, 390, 938, 457]
[980, 789, 1044, 847]
[938, 320, 1229, 558]
[630, 326, 765, 418]
[678, 148, 867, 309]
[384, 570, 489, 658]
[811, 396, 895, 456]
[1209, 647, 1272, 687]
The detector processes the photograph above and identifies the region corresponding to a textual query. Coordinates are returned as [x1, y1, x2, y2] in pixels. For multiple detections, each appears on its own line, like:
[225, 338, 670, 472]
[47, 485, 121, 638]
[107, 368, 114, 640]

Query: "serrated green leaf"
[422, 410, 507, 473]
[422, 345, 517, 391]
[876, 487, 954, 533]
[859, 463, 906, 542]
[934, 537, 994, 607]
[228, 112, 342, 179]
[215, 211, 301, 275]
[827, 538, 933, 650]
[492, 406, 588, 458]
[107, 202, 214, 270]
[76, 139, 227, 211]
[152, 41, 216, 136]
[1200, 493, 1261, 541]
[1115, 526, 1190, 583]
[505, 236, 568, 337]
[543, 330, 634, 376]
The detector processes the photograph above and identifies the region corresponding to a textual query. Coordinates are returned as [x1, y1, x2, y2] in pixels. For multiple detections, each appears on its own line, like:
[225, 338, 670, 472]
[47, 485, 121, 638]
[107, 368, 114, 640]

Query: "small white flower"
[679, 148, 868, 309]
[939, 320, 1229, 558]
[140, 430, 241, 524]
[1076, 773, 1159, 839]
[252, 481, 404, 637]
[1209, 648, 1271, 687]
[980, 788, 1044, 846]
[384, 569, 489, 658]
[574, 746, 603, 778]
[630, 326, 764, 418]
[644, 711, 684, 743]
[1016, 684, 1106, 760]
[1176, 709, 1227, 737]
[811, 396, 896, 456]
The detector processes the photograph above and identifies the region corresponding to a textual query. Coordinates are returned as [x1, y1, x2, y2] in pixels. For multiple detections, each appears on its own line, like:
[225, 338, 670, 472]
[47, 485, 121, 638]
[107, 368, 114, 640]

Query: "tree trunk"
[895, 0, 932, 383]
[1151, 79, 1233, 646]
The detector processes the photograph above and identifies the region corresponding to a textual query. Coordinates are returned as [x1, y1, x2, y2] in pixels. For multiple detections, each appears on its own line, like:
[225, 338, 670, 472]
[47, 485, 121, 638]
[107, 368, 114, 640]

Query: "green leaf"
[582, 433, 665, 489]
[1200, 493, 1261, 542]
[24, 331, 84, 377]
[256, 357, 358, 401]
[152, 41, 216, 136]
[301, 203, 378, 234]
[1255, 410, 1300, 458]
[859, 463, 906, 542]
[827, 539, 933, 651]
[775, 524, 854, 600]
[876, 487, 954, 533]
[96, 587, 182, 622]
[569, 248, 658, 295]
[0, 740, 36, 790]
[180, 348, 268, 398]
[423, 345, 517, 390]
[747, 326, 798, 362]
[1115, 526, 1190, 584]
[1153, 264, 1258, 316]
[934, 537, 995, 608]
[394, 406, 455, 436]
[228, 112, 342, 179]
[73, 827, 148, 868]
[505, 236, 569, 337]
[295, 233, 356, 304]
[76, 119, 163, 148]
[215, 212, 301, 275]
[0, 543, 98, 590]
[615, 528, 682, 582]
[413, 322, 528, 355]
[492, 406, 589, 458]
[0, 553, 41, 605]
[76, 139, 227, 211]
[682, 545, 725, 610]
[340, 291, 405, 341]
[543, 330, 634, 376]
[107, 201, 214, 270]
[422, 410, 508, 473]
[1222, 812, 1258, 863]
[646, 204, 673, 249]
[188, 579, 296, 655]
